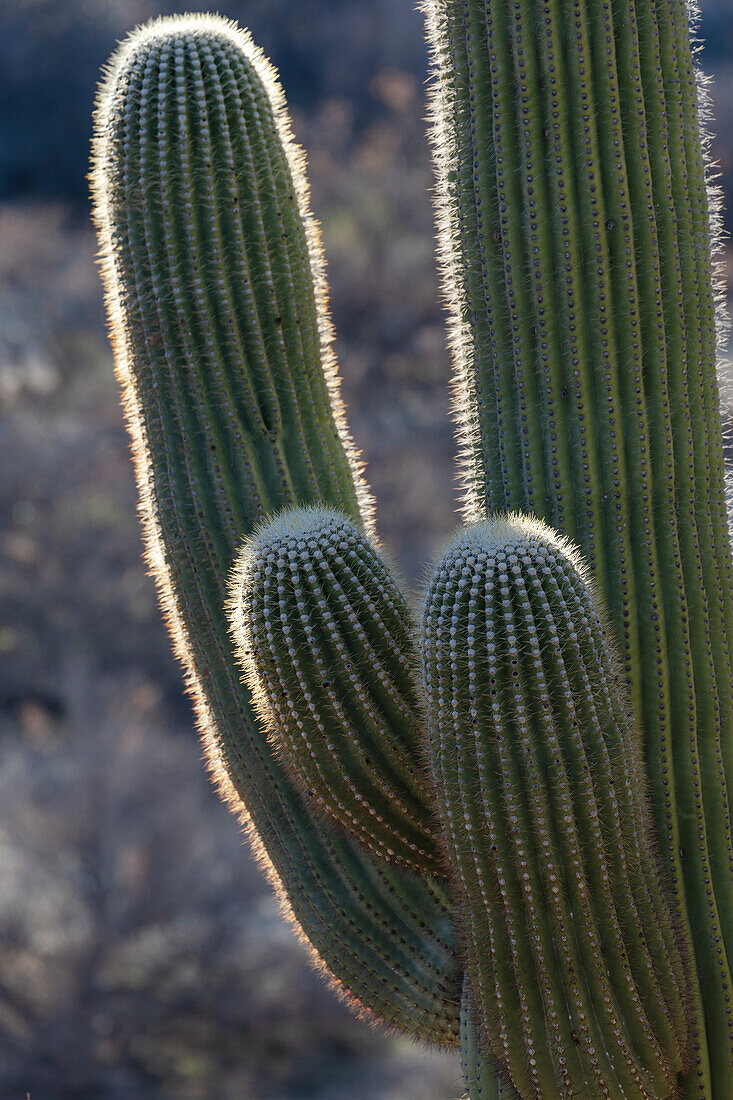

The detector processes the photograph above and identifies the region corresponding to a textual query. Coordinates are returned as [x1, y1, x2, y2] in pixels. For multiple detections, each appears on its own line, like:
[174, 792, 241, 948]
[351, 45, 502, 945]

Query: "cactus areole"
[91, 5, 732, 1098]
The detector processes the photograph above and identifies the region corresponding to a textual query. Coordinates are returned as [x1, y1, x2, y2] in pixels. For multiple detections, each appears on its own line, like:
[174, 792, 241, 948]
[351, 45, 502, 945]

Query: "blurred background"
[0, 2, 731, 1097]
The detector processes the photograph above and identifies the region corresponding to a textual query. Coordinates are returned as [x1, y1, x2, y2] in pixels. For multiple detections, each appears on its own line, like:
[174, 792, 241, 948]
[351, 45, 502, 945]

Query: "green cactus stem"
[421, 515, 694, 1098]
[424, 0, 732, 1089]
[462, 976, 514, 1099]
[230, 506, 443, 875]
[91, 13, 461, 1044]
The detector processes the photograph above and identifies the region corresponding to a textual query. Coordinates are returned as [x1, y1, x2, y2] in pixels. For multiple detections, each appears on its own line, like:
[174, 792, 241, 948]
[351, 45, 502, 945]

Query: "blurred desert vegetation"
[1, 1, 731, 1097]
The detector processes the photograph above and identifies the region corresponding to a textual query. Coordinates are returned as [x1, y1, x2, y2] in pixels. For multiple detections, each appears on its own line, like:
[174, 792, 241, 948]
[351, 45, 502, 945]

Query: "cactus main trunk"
[425, 0, 733, 1090]
[91, 15, 461, 1045]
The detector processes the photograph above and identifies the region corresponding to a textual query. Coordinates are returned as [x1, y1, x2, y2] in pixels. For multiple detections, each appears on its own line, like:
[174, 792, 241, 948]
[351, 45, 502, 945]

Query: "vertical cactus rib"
[422, 516, 694, 1099]
[638, 0, 733, 1083]
[654, 0, 733, 967]
[229, 506, 443, 876]
[461, 975, 517, 1099]
[424, 0, 733, 1089]
[91, 14, 462, 1043]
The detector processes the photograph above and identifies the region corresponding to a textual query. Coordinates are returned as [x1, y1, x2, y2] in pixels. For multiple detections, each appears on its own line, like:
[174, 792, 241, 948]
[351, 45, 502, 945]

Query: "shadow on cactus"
[90, 6, 732, 1098]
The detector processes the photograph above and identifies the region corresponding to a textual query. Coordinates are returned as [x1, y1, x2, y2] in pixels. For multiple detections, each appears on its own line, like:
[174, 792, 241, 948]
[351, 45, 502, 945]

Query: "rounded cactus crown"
[230, 505, 443, 876]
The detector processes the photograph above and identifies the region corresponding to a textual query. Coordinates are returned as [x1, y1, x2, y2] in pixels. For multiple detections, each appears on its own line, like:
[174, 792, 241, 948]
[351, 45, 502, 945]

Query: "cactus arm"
[91, 14, 462, 1044]
[229, 506, 443, 875]
[424, 532, 616, 1094]
[421, 516, 694, 1097]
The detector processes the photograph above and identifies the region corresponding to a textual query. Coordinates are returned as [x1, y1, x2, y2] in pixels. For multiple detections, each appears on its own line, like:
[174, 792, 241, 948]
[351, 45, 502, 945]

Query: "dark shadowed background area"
[1, 1, 731, 1097]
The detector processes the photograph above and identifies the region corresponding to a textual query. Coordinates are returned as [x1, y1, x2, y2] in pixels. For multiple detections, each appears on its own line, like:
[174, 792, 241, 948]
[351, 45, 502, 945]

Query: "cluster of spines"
[424, 0, 733, 1090]
[91, 15, 462, 1045]
[422, 516, 693, 1098]
[230, 506, 442, 875]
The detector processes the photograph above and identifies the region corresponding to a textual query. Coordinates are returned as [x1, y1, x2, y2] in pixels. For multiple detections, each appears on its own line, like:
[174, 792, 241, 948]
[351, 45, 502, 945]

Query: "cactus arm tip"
[229, 504, 446, 877]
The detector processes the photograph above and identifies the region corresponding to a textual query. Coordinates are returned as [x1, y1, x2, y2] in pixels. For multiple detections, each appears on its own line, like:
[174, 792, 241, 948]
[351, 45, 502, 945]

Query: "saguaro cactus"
[91, 4, 731, 1099]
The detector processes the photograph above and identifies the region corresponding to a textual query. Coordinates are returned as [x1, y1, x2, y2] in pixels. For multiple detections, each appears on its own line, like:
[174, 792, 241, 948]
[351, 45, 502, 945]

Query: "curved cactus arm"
[423, 0, 732, 1089]
[421, 515, 694, 1098]
[229, 505, 444, 876]
[90, 14, 462, 1044]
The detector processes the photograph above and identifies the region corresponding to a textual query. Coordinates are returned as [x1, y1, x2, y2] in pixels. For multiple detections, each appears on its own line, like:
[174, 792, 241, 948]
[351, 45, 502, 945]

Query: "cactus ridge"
[230, 505, 444, 875]
[424, 0, 733, 1088]
[421, 516, 694, 1098]
[461, 975, 517, 1099]
[90, 14, 462, 1045]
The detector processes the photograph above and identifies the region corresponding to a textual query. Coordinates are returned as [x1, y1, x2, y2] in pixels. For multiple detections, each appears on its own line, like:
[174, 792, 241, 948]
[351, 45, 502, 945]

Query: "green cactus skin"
[424, 0, 732, 1090]
[229, 506, 444, 876]
[462, 976, 516, 1099]
[422, 516, 694, 1098]
[90, 14, 462, 1044]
